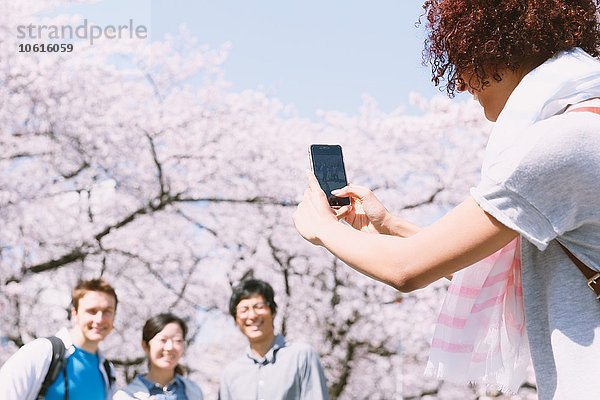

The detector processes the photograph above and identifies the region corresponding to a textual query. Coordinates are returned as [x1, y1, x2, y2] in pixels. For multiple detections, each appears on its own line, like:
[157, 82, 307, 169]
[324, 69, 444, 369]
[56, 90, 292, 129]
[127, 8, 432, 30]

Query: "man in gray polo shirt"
[218, 279, 330, 400]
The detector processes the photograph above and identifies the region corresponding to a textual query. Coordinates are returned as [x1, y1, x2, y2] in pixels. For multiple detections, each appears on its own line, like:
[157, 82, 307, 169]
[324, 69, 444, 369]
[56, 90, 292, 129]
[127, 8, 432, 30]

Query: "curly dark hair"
[422, 0, 600, 96]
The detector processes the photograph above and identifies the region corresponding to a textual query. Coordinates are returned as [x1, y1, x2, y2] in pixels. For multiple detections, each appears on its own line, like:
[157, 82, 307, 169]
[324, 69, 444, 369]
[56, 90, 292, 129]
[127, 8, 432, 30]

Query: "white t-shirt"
[471, 102, 600, 400]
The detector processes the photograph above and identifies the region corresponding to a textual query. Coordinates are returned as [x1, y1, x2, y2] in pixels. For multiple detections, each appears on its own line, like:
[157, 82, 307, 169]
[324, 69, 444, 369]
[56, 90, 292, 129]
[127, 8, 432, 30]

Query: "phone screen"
[310, 144, 350, 207]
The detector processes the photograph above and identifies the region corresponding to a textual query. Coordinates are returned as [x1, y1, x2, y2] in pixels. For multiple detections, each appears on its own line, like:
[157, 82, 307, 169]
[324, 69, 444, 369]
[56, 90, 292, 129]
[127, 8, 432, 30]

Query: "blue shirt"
[45, 346, 105, 400]
[138, 374, 188, 400]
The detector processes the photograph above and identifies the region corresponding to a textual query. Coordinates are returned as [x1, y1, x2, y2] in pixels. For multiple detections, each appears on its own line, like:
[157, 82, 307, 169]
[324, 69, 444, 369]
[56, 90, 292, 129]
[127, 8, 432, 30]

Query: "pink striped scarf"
[425, 237, 530, 392]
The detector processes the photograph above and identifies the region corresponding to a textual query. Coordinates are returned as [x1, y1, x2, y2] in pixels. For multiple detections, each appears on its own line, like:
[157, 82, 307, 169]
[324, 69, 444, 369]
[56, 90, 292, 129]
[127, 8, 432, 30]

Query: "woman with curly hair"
[293, 0, 600, 398]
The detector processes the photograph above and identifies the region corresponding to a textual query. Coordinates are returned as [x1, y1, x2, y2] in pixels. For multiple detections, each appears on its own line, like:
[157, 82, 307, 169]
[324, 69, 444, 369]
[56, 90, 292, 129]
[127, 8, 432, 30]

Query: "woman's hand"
[332, 185, 393, 234]
[292, 171, 345, 245]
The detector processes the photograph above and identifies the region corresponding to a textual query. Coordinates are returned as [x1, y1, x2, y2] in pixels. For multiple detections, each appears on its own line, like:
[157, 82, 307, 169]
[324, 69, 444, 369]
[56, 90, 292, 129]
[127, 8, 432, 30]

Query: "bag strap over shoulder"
[566, 106, 600, 114]
[558, 242, 600, 302]
[36, 336, 66, 400]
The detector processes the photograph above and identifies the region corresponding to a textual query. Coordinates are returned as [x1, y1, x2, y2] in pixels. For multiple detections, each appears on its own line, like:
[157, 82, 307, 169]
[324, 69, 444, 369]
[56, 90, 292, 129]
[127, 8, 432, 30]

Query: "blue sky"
[47, 0, 449, 117]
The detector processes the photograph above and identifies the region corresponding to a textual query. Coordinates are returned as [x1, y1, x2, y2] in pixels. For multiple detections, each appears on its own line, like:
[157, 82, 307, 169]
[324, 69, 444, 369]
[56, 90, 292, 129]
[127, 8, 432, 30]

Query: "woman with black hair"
[114, 313, 203, 400]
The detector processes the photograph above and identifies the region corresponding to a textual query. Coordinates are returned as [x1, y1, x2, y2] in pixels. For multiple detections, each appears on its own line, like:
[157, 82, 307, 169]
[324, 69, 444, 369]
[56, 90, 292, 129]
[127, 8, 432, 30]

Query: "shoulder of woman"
[525, 112, 600, 164]
[180, 375, 204, 396]
[112, 377, 150, 400]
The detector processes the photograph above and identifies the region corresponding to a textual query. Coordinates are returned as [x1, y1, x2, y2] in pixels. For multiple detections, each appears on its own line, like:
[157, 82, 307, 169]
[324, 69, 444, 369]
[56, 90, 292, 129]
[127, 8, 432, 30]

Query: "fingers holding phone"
[292, 171, 340, 245]
[333, 184, 421, 237]
[296, 144, 387, 244]
[331, 185, 390, 234]
[296, 144, 422, 244]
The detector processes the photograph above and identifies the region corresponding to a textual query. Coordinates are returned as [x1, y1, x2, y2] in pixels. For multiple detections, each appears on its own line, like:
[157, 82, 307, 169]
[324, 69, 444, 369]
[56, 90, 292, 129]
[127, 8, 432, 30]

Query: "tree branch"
[5, 194, 296, 283]
[402, 186, 444, 210]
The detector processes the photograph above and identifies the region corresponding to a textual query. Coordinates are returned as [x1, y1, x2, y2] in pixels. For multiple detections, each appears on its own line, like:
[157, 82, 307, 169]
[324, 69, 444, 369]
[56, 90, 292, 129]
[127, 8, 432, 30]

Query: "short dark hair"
[71, 278, 118, 311]
[142, 313, 188, 375]
[422, 0, 600, 96]
[229, 279, 278, 318]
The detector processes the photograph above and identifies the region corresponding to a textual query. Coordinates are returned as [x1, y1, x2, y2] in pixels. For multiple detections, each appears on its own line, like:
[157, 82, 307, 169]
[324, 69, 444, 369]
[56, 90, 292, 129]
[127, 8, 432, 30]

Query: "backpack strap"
[36, 336, 66, 400]
[103, 359, 116, 387]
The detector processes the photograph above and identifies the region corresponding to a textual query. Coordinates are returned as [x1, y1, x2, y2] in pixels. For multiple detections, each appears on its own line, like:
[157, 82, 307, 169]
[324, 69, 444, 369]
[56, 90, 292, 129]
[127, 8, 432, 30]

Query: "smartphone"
[309, 144, 351, 207]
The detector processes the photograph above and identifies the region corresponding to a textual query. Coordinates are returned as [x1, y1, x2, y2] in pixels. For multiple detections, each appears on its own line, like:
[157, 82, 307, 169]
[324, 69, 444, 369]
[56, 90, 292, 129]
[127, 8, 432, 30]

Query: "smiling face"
[71, 291, 116, 351]
[143, 322, 185, 372]
[235, 294, 276, 345]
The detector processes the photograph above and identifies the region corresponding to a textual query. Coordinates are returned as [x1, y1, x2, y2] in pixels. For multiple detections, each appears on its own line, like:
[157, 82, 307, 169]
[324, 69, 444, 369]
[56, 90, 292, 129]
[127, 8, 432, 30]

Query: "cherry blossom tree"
[0, 1, 538, 398]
